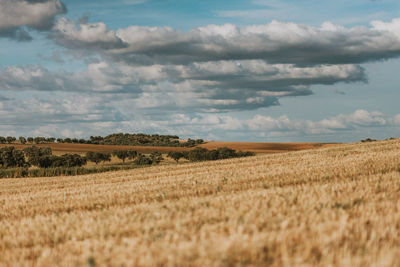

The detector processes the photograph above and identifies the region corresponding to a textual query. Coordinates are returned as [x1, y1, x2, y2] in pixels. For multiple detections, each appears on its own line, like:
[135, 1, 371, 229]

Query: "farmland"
[0, 141, 338, 155]
[1, 139, 400, 266]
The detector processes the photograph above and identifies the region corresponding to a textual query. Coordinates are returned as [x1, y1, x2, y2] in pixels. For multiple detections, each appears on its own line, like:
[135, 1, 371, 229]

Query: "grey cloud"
[0, 93, 122, 126]
[0, 60, 366, 112]
[53, 18, 127, 50]
[1, 108, 396, 142]
[0, 95, 11, 101]
[53, 18, 400, 65]
[246, 109, 388, 134]
[0, 0, 66, 40]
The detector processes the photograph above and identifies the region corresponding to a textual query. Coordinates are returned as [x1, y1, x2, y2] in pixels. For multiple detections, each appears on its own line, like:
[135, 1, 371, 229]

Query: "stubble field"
[1, 139, 400, 266]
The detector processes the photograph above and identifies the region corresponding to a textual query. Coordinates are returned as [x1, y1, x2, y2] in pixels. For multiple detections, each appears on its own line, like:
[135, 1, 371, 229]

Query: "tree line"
[0, 146, 164, 169]
[167, 147, 255, 163]
[0, 146, 254, 170]
[0, 133, 204, 147]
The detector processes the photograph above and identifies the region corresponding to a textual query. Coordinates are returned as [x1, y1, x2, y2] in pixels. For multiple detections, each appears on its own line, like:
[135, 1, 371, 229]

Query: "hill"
[1, 139, 399, 266]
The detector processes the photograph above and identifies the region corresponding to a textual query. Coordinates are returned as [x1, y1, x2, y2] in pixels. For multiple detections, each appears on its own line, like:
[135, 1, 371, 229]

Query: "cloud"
[0, 0, 66, 41]
[246, 109, 388, 135]
[53, 18, 400, 65]
[0, 92, 121, 127]
[1, 104, 397, 141]
[0, 60, 366, 112]
[53, 17, 126, 50]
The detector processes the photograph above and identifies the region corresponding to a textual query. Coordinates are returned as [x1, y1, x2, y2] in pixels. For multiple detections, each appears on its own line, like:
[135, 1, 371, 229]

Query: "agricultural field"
[1, 139, 400, 266]
[0, 141, 338, 155]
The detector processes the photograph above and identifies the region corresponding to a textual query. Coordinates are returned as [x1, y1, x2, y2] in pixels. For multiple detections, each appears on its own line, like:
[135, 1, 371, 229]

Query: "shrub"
[361, 138, 377, 143]
[167, 151, 184, 163]
[150, 151, 163, 164]
[112, 150, 130, 163]
[183, 147, 255, 162]
[86, 151, 111, 165]
[134, 154, 153, 165]
[0, 147, 27, 168]
[23, 146, 52, 167]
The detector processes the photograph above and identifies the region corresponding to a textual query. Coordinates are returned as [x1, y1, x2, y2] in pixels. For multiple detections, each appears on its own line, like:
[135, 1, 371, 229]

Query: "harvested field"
[199, 141, 338, 153]
[1, 139, 400, 266]
[0, 141, 338, 155]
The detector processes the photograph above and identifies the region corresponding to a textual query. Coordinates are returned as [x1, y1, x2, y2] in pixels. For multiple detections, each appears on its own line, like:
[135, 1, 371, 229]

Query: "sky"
[0, 0, 400, 142]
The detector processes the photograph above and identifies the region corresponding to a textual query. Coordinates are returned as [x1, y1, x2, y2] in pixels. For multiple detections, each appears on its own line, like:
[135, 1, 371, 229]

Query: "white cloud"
[53, 18, 400, 65]
[245, 110, 390, 135]
[0, 61, 365, 112]
[0, 0, 66, 40]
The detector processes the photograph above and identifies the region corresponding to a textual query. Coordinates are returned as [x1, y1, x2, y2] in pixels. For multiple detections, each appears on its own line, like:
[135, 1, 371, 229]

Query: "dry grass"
[199, 141, 339, 153]
[0, 139, 400, 266]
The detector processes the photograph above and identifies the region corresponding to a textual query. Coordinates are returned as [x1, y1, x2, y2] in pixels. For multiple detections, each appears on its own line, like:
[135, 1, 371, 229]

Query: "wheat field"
[1, 139, 400, 266]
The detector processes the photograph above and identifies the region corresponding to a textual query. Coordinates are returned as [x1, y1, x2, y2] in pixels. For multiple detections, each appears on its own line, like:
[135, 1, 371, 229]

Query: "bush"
[49, 154, 87, 168]
[112, 150, 129, 163]
[167, 151, 184, 163]
[183, 147, 255, 162]
[134, 154, 153, 165]
[86, 151, 111, 165]
[150, 151, 163, 164]
[361, 138, 377, 143]
[0, 147, 27, 168]
[23, 146, 52, 167]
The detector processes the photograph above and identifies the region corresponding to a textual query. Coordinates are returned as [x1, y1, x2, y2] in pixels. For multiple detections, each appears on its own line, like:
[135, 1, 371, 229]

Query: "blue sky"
[0, 0, 400, 142]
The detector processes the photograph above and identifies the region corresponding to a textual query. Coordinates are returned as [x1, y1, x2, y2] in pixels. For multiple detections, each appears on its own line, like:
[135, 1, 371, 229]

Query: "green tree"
[19, 136, 26, 144]
[187, 147, 209, 161]
[6, 136, 16, 144]
[150, 151, 163, 164]
[23, 146, 52, 167]
[127, 150, 138, 161]
[46, 137, 56, 143]
[38, 155, 54, 168]
[134, 154, 153, 165]
[34, 137, 46, 144]
[112, 150, 129, 163]
[86, 151, 111, 165]
[167, 151, 184, 163]
[0, 147, 26, 168]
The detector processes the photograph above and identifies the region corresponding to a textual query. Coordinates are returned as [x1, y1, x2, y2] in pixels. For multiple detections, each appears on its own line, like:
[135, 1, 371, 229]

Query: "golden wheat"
[1, 140, 400, 266]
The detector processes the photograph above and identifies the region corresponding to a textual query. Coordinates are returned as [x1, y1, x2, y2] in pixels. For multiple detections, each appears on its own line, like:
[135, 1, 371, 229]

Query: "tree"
[19, 137, 26, 144]
[112, 150, 129, 163]
[150, 151, 163, 164]
[61, 154, 86, 167]
[38, 155, 54, 168]
[0, 147, 26, 168]
[127, 150, 138, 160]
[51, 154, 87, 168]
[187, 147, 209, 161]
[167, 151, 184, 163]
[0, 137, 6, 144]
[23, 146, 52, 167]
[6, 136, 16, 144]
[216, 147, 237, 159]
[46, 137, 56, 143]
[86, 151, 111, 165]
[34, 137, 46, 144]
[27, 137, 34, 143]
[134, 154, 152, 165]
